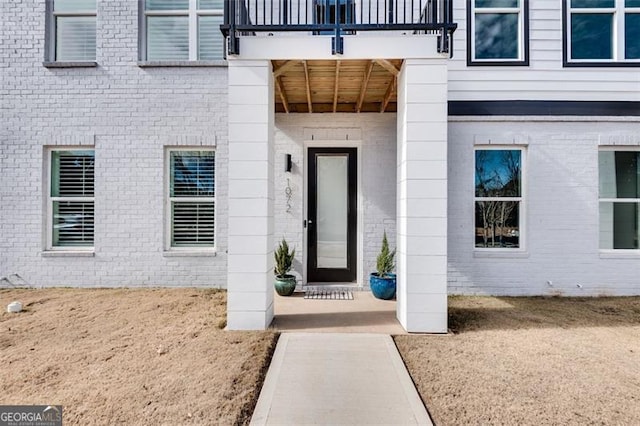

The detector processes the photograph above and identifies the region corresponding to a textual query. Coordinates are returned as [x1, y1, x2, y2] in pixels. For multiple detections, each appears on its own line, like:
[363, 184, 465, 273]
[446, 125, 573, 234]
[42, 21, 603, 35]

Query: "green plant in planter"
[376, 231, 396, 278]
[274, 238, 297, 296]
[370, 231, 397, 300]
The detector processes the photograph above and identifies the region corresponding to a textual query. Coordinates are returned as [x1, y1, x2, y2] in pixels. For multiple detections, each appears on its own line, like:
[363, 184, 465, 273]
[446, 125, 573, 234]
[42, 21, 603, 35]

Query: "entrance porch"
[272, 290, 406, 334]
[224, 4, 453, 333]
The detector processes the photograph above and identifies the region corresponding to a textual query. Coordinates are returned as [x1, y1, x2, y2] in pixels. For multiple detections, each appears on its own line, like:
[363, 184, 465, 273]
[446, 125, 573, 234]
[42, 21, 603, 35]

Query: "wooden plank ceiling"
[272, 59, 402, 113]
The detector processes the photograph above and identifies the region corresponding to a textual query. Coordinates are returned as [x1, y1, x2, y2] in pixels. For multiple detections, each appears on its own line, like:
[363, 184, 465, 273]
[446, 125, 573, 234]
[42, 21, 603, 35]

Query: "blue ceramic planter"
[369, 273, 396, 300]
[274, 275, 296, 296]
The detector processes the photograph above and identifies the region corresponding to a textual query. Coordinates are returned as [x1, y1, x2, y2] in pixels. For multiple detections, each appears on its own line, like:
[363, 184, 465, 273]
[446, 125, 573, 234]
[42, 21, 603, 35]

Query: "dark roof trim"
[448, 101, 640, 116]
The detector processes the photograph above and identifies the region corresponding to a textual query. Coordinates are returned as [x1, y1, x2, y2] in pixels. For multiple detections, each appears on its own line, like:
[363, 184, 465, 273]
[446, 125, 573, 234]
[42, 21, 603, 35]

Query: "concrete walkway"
[250, 333, 432, 425]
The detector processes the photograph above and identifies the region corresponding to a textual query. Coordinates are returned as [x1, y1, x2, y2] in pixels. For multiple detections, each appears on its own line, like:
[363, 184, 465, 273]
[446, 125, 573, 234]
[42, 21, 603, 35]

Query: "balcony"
[221, 0, 457, 55]
[221, 0, 456, 113]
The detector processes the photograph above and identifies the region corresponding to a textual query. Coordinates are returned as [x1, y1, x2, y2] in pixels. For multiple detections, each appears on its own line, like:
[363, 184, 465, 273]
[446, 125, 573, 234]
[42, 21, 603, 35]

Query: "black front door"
[307, 148, 357, 282]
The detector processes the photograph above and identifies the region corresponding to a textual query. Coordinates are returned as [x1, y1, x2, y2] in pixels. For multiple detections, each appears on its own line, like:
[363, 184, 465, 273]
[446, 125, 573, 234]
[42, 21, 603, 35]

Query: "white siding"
[449, 1, 640, 101]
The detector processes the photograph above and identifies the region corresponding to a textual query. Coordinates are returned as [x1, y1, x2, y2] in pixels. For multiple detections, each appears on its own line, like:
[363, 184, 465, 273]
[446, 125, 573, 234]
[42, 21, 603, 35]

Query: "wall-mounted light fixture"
[285, 154, 292, 173]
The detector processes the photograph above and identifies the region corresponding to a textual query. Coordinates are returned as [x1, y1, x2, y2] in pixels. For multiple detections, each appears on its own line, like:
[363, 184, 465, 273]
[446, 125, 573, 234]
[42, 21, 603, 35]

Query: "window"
[468, 0, 529, 65]
[167, 150, 215, 249]
[599, 150, 640, 250]
[47, 149, 95, 249]
[46, 0, 97, 62]
[142, 0, 224, 61]
[475, 148, 524, 249]
[566, 0, 640, 64]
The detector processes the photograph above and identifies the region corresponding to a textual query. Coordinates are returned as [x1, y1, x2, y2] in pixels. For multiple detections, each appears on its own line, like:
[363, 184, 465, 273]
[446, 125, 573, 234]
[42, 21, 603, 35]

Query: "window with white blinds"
[168, 150, 215, 248]
[144, 0, 224, 61]
[49, 150, 95, 248]
[50, 0, 97, 61]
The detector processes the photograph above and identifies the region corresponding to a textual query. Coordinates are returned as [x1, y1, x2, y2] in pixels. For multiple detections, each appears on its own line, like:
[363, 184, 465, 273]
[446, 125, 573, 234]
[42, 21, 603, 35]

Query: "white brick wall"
[2, 1, 639, 298]
[274, 114, 397, 286]
[1, 0, 228, 287]
[448, 119, 640, 296]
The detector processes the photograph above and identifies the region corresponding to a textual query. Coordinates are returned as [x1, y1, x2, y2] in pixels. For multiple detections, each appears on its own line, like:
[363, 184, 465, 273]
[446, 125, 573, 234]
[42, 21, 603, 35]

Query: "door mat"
[304, 289, 354, 300]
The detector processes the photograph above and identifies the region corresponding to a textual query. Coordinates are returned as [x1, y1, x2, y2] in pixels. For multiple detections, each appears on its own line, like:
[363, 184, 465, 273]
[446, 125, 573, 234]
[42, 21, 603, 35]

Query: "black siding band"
[448, 101, 640, 116]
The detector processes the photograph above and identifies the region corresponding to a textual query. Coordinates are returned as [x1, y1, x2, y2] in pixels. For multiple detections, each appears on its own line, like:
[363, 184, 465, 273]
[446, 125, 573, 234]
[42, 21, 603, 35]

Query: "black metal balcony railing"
[221, 0, 457, 56]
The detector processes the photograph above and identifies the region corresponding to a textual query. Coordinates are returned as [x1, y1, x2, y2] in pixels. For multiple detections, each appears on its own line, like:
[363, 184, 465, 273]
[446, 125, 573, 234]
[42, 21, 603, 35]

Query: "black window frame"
[563, 0, 640, 68]
[466, 0, 530, 67]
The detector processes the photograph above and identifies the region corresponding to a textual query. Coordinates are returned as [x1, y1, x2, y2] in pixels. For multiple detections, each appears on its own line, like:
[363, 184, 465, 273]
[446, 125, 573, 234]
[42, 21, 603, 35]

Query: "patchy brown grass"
[395, 296, 640, 426]
[0, 288, 278, 425]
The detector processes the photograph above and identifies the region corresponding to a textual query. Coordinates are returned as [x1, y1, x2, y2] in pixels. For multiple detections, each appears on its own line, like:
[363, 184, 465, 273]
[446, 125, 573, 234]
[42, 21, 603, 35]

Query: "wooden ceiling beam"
[277, 102, 396, 113]
[302, 60, 313, 113]
[381, 75, 396, 113]
[333, 60, 341, 113]
[273, 60, 300, 78]
[356, 60, 374, 113]
[275, 76, 290, 114]
[374, 59, 400, 76]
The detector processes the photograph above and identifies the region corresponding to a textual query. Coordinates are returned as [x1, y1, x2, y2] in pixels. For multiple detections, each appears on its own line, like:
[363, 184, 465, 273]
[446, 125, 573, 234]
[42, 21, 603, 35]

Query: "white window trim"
[45, 147, 95, 252]
[598, 146, 640, 253]
[46, 0, 97, 63]
[567, 0, 640, 63]
[473, 146, 526, 253]
[142, 0, 224, 61]
[164, 147, 217, 253]
[470, 1, 526, 62]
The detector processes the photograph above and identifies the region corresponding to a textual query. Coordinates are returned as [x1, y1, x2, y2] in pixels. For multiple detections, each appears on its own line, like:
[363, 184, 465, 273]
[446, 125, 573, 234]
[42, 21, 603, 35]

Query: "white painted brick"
[2, 1, 638, 305]
[0, 0, 229, 288]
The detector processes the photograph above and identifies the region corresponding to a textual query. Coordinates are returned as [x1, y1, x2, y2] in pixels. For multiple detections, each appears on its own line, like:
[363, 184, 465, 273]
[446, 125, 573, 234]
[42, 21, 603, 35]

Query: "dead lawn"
[395, 296, 640, 426]
[0, 288, 278, 425]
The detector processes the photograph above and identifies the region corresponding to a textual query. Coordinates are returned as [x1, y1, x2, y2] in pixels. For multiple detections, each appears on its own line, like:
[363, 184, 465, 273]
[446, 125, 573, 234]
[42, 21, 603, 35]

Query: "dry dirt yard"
[0, 288, 277, 425]
[395, 297, 640, 426]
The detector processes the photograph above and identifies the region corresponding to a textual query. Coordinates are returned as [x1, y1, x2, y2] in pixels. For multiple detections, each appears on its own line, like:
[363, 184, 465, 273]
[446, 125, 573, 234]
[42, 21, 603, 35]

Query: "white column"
[396, 58, 448, 333]
[227, 60, 275, 330]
